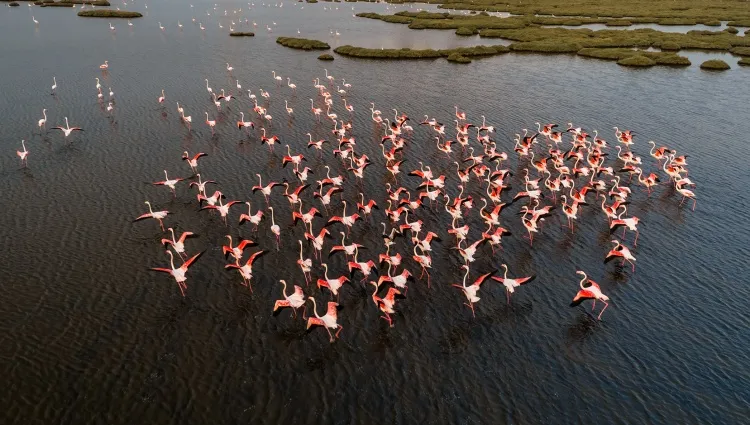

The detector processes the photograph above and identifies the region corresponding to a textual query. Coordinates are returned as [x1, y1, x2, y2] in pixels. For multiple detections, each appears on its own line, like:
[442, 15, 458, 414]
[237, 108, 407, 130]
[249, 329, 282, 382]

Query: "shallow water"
[1, 1, 749, 424]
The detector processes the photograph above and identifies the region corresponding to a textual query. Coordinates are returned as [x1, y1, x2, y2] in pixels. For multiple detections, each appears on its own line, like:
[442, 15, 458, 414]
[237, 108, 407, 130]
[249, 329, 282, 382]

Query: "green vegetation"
[725, 26, 739, 34]
[8, 1, 19, 5]
[455, 26, 477, 36]
[704, 20, 721, 26]
[61, 0, 111, 4]
[700, 59, 730, 70]
[617, 55, 656, 67]
[78, 9, 142, 17]
[731, 47, 750, 56]
[307, 0, 318, 3]
[509, 40, 582, 53]
[333, 44, 508, 61]
[576, 48, 690, 66]
[660, 42, 681, 51]
[276, 37, 330, 50]
[606, 20, 632, 27]
[728, 19, 750, 27]
[229, 32, 255, 36]
[434, 0, 750, 23]
[738, 58, 750, 66]
[318, 53, 334, 60]
[41, 2, 75, 6]
[447, 53, 472, 63]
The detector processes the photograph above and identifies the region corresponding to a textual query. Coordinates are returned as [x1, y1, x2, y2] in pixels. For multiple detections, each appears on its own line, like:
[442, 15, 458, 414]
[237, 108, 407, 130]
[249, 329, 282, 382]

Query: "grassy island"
[8, 1, 19, 5]
[318, 54, 334, 60]
[230, 32, 255, 37]
[447, 53, 472, 63]
[40, 2, 75, 6]
[617, 55, 656, 67]
[738, 58, 750, 66]
[61, 0, 111, 4]
[276, 37, 330, 50]
[78, 10, 142, 18]
[700, 59, 730, 70]
[334, 44, 508, 61]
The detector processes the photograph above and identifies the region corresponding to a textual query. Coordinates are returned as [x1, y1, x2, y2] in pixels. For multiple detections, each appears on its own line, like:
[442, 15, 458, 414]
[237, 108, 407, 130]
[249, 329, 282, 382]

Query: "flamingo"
[237, 112, 255, 131]
[412, 245, 432, 287]
[285, 100, 294, 116]
[37, 109, 47, 131]
[347, 246, 377, 282]
[272, 70, 283, 84]
[326, 200, 360, 234]
[150, 250, 203, 297]
[152, 170, 185, 196]
[492, 264, 535, 304]
[201, 196, 240, 225]
[226, 63, 234, 72]
[287, 77, 297, 91]
[182, 151, 207, 173]
[274, 280, 306, 317]
[571, 271, 610, 320]
[188, 174, 216, 199]
[239, 201, 264, 230]
[296, 240, 313, 285]
[268, 206, 281, 249]
[221, 235, 255, 262]
[306, 297, 342, 343]
[160, 228, 195, 259]
[99, 60, 109, 70]
[50, 117, 83, 138]
[225, 250, 266, 291]
[317, 263, 350, 300]
[371, 283, 401, 327]
[605, 239, 636, 272]
[205, 112, 216, 134]
[252, 174, 281, 203]
[158, 89, 165, 104]
[51, 77, 57, 95]
[16, 140, 29, 166]
[134, 201, 169, 231]
[452, 266, 494, 317]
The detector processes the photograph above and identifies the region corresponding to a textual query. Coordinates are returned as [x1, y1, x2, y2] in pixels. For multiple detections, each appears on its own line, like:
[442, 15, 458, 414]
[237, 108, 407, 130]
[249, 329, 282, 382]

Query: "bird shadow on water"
[562, 313, 610, 366]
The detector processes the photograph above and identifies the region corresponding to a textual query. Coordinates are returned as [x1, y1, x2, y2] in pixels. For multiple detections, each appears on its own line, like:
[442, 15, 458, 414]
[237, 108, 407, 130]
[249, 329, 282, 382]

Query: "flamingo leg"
[335, 325, 343, 339]
[598, 301, 609, 320]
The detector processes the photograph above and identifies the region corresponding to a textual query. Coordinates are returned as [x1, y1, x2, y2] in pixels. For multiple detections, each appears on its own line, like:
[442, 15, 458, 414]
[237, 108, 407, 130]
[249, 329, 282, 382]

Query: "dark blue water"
[1, 1, 748, 424]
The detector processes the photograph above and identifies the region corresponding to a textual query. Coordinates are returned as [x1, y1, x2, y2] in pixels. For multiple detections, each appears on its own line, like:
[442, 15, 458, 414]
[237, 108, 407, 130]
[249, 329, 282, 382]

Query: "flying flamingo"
[571, 271, 610, 320]
[134, 201, 169, 231]
[202, 196, 239, 225]
[182, 151, 207, 173]
[16, 140, 29, 166]
[221, 235, 255, 262]
[326, 200, 360, 234]
[452, 265, 494, 317]
[150, 250, 203, 297]
[239, 201, 264, 230]
[152, 170, 185, 197]
[371, 283, 401, 327]
[274, 280, 306, 317]
[317, 263, 350, 300]
[252, 174, 280, 203]
[188, 174, 216, 199]
[160, 228, 195, 259]
[50, 117, 83, 138]
[306, 297, 342, 343]
[225, 250, 266, 291]
[491, 264, 535, 304]
[412, 245, 432, 287]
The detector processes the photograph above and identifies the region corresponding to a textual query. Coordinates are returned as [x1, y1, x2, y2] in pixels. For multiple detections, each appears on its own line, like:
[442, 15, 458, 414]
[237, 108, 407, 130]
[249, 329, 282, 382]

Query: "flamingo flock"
[119, 63, 698, 342]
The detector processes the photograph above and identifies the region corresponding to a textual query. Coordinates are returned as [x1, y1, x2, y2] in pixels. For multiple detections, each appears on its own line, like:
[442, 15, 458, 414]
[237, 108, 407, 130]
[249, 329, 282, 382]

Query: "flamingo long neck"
[299, 241, 304, 260]
[170, 228, 176, 243]
[146, 202, 154, 214]
[168, 251, 176, 270]
[281, 280, 288, 297]
[463, 267, 469, 287]
[579, 273, 587, 289]
[65, 117, 69, 128]
[270, 208, 275, 225]
[310, 298, 322, 319]
[503, 265, 508, 280]
[342, 201, 347, 217]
